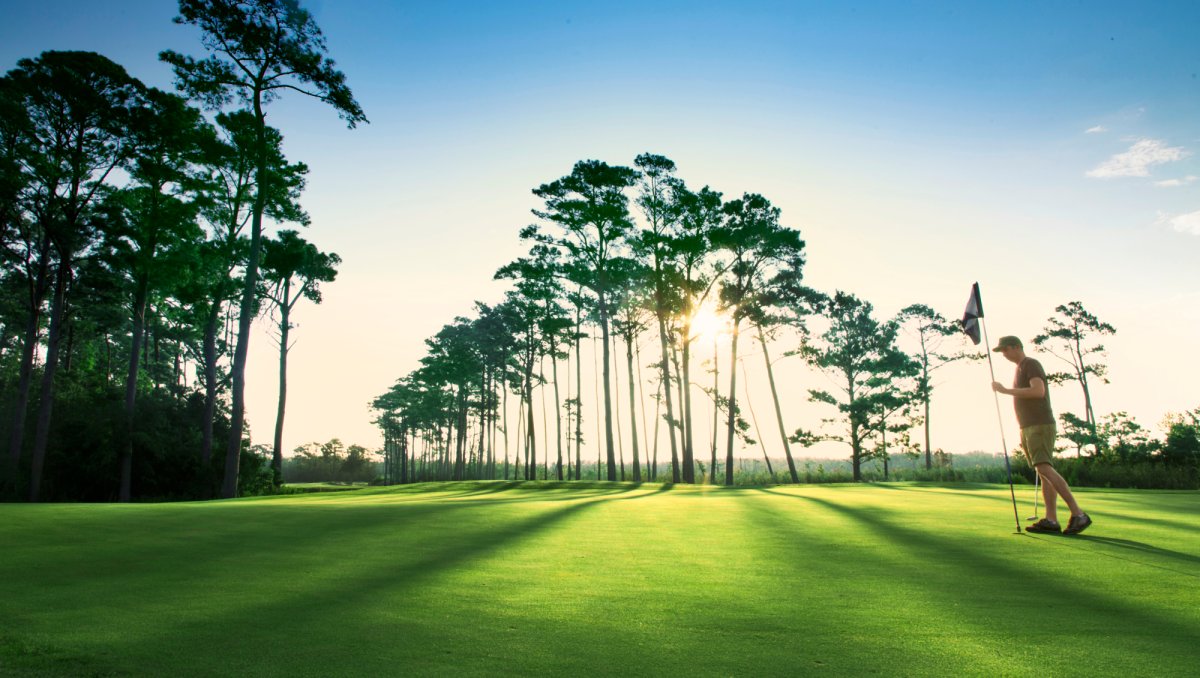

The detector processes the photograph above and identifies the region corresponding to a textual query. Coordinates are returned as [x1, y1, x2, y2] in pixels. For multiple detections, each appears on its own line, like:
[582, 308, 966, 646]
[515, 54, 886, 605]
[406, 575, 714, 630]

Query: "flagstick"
[980, 318, 1024, 534]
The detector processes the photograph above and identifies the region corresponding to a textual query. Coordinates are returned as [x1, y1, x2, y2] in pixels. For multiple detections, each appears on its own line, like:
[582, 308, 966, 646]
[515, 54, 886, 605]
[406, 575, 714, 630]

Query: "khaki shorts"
[1020, 424, 1057, 466]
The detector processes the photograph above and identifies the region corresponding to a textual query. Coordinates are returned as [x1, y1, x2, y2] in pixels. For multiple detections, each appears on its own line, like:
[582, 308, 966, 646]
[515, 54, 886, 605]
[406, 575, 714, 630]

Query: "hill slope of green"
[2, 481, 1197, 677]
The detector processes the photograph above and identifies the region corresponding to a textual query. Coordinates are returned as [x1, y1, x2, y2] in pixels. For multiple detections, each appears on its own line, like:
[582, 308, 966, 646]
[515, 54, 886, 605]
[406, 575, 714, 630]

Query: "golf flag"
[962, 283, 983, 345]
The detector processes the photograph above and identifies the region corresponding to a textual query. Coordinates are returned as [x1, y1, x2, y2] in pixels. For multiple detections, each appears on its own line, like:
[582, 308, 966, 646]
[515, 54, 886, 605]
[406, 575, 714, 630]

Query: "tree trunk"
[599, 294, 616, 481]
[1080, 372, 1097, 456]
[63, 322, 75, 373]
[924, 388, 932, 470]
[28, 263, 70, 502]
[6, 307, 41, 478]
[552, 348, 564, 481]
[404, 427, 412, 484]
[152, 324, 161, 393]
[540, 358, 549, 480]
[671, 342, 686, 480]
[222, 226, 260, 497]
[272, 283, 292, 487]
[201, 301, 220, 467]
[626, 335, 641, 482]
[120, 276, 150, 502]
[564, 347, 574, 481]
[456, 386, 468, 480]
[6, 246, 51, 477]
[758, 325, 799, 483]
[514, 398, 524, 481]
[502, 356, 510, 480]
[575, 310, 583, 480]
[593, 335, 601, 479]
[681, 324, 695, 483]
[711, 334, 719, 484]
[724, 321, 741, 486]
[612, 334, 625, 481]
[525, 346, 536, 480]
[850, 407, 862, 481]
[479, 366, 488, 480]
[882, 423, 890, 481]
[635, 340, 651, 476]
[656, 315, 680, 483]
[486, 369, 494, 479]
[222, 101, 270, 499]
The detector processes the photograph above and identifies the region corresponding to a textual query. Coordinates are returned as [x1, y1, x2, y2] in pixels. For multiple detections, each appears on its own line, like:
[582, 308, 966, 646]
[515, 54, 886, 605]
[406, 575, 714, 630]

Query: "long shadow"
[870, 483, 1025, 505]
[276, 479, 528, 504]
[736, 495, 1041, 674]
[275, 481, 645, 510]
[1033, 534, 1200, 577]
[753, 488, 1200, 641]
[0, 483, 661, 626]
[1107, 513, 1200, 536]
[91, 483, 672, 671]
[289, 480, 665, 508]
[431, 482, 662, 507]
[870, 484, 1200, 536]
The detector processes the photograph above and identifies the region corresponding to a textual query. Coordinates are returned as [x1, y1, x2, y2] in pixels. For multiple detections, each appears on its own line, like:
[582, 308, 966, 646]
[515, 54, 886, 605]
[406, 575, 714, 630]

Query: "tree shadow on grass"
[869, 484, 1200, 536]
[752, 488, 1200, 646]
[1030, 534, 1200, 578]
[736, 496, 1043, 674]
[274, 480, 528, 504]
[276, 480, 652, 509]
[5, 484, 638, 584]
[89, 484, 671, 675]
[1102, 513, 1200, 536]
[869, 482, 1033, 506]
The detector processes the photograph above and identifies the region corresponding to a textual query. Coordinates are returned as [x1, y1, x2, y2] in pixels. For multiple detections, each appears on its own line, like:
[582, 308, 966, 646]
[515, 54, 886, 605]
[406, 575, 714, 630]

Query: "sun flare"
[687, 304, 728, 343]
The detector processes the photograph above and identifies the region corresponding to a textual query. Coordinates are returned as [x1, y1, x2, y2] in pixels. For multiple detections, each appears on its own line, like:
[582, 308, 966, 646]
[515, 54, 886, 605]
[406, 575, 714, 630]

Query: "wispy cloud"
[1086, 139, 1189, 178]
[1155, 175, 1198, 187]
[1158, 210, 1200, 235]
[1085, 125, 1106, 134]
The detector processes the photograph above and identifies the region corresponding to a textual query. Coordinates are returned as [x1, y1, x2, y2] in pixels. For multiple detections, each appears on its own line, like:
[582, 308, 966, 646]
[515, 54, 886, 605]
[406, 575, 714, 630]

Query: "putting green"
[2, 481, 1197, 676]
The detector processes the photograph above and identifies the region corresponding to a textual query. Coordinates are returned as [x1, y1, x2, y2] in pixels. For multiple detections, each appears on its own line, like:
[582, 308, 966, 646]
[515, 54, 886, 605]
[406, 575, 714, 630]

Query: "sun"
[687, 303, 728, 344]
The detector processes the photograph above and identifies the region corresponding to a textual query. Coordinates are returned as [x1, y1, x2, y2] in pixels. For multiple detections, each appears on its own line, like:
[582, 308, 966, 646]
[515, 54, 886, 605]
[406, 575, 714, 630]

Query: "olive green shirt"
[1013, 357, 1055, 428]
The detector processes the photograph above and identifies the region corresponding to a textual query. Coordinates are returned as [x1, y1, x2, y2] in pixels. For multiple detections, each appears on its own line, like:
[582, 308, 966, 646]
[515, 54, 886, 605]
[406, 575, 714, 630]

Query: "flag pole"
[980, 317, 1024, 534]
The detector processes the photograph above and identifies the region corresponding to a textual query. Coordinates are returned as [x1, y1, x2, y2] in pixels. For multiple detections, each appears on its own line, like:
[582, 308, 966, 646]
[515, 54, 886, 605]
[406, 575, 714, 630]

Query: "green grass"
[280, 481, 370, 493]
[1, 481, 1197, 677]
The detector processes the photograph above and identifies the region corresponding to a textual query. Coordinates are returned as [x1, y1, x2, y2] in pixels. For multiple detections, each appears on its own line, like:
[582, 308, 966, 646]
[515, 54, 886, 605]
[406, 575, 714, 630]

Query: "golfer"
[991, 335, 1092, 535]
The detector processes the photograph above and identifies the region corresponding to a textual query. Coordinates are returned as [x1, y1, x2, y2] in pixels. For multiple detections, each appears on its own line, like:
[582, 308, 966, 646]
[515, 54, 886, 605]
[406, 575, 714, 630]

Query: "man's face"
[999, 345, 1021, 364]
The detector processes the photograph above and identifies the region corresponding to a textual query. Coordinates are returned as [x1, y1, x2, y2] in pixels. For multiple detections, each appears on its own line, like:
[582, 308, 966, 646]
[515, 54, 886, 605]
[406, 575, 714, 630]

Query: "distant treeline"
[371, 451, 1197, 490]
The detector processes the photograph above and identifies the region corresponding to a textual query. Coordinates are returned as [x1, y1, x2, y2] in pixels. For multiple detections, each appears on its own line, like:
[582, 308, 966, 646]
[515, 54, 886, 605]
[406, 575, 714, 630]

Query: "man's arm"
[992, 377, 1046, 399]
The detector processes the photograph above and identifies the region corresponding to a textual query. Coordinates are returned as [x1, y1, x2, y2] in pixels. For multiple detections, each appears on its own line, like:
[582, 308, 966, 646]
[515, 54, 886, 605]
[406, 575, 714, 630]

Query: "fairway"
[2, 482, 1198, 677]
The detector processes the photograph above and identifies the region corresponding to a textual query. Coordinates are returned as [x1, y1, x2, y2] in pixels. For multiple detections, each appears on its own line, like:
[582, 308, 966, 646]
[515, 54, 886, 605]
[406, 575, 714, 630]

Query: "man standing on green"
[991, 335, 1092, 535]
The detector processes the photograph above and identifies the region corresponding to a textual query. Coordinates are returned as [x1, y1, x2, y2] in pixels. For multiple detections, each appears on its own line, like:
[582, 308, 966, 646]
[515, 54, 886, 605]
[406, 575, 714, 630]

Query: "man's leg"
[1035, 462, 1082, 519]
[1036, 465, 1059, 522]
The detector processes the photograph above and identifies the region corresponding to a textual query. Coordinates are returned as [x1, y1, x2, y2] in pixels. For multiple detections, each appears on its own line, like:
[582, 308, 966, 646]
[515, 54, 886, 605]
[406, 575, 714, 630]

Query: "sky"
[2, 1, 1198, 462]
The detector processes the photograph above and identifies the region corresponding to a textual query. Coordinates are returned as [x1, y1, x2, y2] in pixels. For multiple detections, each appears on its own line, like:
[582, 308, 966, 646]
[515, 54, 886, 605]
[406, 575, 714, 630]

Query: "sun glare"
[688, 304, 728, 343]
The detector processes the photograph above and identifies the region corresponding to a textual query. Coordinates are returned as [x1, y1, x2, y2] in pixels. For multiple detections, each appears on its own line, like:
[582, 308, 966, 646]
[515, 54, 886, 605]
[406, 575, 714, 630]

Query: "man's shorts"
[1020, 424, 1057, 467]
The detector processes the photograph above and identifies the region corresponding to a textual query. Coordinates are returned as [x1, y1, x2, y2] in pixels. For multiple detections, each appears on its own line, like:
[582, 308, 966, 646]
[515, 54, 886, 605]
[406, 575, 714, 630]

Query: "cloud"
[1086, 139, 1189, 178]
[1085, 125, 1106, 134]
[1155, 175, 1198, 187]
[1158, 210, 1200, 235]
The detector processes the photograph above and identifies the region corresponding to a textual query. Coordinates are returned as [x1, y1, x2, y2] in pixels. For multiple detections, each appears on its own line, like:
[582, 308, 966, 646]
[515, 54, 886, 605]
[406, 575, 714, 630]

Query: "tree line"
[373, 156, 1199, 488]
[373, 154, 976, 485]
[0, 0, 361, 501]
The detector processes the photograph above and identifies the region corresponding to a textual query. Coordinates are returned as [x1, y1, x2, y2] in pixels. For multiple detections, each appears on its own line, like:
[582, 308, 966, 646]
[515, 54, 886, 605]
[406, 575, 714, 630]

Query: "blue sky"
[3, 1, 1198, 459]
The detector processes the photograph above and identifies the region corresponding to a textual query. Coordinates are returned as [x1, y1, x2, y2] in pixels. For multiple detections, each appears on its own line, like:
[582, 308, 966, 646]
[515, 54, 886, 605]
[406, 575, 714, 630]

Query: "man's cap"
[992, 335, 1023, 352]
